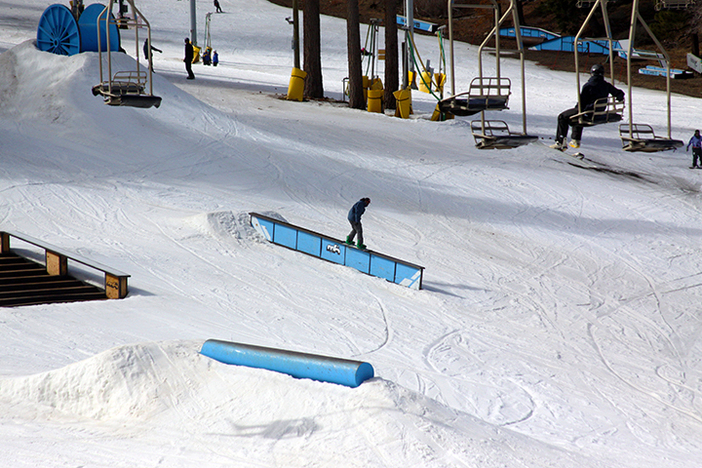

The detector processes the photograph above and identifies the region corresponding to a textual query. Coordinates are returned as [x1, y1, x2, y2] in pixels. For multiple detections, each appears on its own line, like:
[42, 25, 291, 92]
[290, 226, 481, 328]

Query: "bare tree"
[384, 0, 399, 109]
[303, 0, 324, 99]
[347, 0, 365, 109]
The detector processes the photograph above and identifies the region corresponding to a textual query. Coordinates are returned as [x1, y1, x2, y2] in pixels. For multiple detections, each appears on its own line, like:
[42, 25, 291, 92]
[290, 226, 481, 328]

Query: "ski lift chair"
[438, 77, 510, 116]
[91, 71, 161, 108]
[568, 96, 624, 127]
[620, 0, 682, 153]
[92, 1, 162, 109]
[619, 123, 683, 152]
[470, 120, 538, 149]
[655, 0, 696, 10]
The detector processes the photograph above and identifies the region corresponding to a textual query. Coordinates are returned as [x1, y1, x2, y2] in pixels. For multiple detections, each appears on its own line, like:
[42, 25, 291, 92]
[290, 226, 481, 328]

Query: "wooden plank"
[0, 230, 129, 277]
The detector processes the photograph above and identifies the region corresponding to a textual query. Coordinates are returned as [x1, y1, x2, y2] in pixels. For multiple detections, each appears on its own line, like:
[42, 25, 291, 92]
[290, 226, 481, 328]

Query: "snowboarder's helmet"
[590, 64, 605, 76]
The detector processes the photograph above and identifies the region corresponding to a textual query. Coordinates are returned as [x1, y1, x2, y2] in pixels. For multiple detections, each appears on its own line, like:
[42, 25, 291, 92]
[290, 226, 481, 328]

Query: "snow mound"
[0, 40, 88, 121]
[0, 340, 209, 421]
[186, 210, 263, 245]
[186, 210, 293, 246]
[0, 340, 588, 466]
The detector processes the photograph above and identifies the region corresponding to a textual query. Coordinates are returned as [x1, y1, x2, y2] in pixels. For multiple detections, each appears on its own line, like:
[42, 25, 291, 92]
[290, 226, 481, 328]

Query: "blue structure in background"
[396, 15, 439, 34]
[498, 27, 620, 56]
[200, 339, 375, 388]
[499, 26, 559, 43]
[530, 36, 616, 54]
[250, 212, 424, 290]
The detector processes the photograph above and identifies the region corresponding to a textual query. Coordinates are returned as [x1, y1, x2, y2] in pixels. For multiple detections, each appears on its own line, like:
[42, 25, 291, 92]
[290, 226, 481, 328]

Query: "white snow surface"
[1, 0, 702, 466]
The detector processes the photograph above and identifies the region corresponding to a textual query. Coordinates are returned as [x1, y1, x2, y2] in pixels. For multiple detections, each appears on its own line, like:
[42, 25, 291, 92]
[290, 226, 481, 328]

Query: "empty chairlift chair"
[438, 77, 511, 116]
[444, 0, 536, 149]
[619, 123, 683, 152]
[91, 0, 161, 109]
[470, 119, 536, 149]
[617, 0, 683, 152]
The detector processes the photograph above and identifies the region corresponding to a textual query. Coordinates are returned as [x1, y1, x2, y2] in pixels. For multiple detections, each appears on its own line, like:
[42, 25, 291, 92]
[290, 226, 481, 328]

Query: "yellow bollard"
[367, 89, 384, 113]
[434, 73, 446, 94]
[430, 103, 454, 122]
[407, 71, 417, 89]
[393, 88, 412, 119]
[418, 71, 433, 93]
[287, 67, 307, 101]
[192, 45, 201, 64]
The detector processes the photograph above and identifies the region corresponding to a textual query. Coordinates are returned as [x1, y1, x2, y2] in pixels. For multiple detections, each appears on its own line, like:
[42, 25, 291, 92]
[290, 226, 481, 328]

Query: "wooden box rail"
[0, 231, 129, 299]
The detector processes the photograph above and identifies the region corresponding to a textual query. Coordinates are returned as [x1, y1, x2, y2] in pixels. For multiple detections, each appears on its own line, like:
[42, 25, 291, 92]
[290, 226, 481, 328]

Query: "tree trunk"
[303, 0, 324, 98]
[347, 0, 365, 109]
[384, 0, 399, 109]
[692, 33, 699, 58]
[516, 0, 526, 27]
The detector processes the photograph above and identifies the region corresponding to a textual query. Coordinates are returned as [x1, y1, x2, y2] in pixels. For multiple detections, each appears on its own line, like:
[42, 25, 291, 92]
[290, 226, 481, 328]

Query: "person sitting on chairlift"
[551, 63, 624, 151]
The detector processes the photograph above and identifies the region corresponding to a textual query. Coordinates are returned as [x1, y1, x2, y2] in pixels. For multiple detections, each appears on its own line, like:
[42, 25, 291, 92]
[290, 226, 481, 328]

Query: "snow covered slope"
[0, 0, 701, 467]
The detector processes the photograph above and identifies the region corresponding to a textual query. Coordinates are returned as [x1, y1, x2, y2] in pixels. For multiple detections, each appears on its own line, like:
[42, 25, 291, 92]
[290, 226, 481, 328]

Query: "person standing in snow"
[212, 50, 219, 67]
[550, 63, 624, 150]
[686, 129, 702, 169]
[184, 38, 195, 80]
[214, 0, 223, 13]
[143, 38, 162, 71]
[346, 198, 371, 250]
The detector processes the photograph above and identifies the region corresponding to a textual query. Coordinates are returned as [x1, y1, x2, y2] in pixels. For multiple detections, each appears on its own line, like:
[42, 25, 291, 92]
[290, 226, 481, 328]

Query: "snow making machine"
[36, 1, 119, 56]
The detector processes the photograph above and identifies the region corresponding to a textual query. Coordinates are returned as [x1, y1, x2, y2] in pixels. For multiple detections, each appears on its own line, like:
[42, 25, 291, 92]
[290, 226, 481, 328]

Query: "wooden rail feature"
[0, 231, 130, 300]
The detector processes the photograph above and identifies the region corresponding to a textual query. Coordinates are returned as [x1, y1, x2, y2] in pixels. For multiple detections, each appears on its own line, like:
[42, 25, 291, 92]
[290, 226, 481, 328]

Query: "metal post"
[447, 0, 455, 95]
[626, 0, 636, 136]
[292, 0, 300, 69]
[190, 0, 197, 47]
[406, 0, 414, 86]
[574, 0, 602, 114]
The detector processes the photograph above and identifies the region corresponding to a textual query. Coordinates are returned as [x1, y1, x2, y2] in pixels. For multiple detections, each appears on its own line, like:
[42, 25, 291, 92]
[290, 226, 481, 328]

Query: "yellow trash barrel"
[367, 89, 384, 113]
[287, 67, 307, 101]
[393, 88, 412, 119]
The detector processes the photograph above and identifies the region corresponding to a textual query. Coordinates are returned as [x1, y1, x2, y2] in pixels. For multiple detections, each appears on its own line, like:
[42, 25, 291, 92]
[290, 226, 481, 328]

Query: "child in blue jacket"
[687, 129, 701, 169]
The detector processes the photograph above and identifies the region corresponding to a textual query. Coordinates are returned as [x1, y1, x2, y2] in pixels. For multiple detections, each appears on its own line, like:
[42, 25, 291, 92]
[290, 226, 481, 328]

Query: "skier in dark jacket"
[551, 63, 624, 150]
[184, 38, 195, 80]
[346, 198, 371, 249]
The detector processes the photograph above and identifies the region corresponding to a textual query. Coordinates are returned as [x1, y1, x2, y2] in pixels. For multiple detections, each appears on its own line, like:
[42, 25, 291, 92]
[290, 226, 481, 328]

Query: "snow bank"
[0, 339, 592, 467]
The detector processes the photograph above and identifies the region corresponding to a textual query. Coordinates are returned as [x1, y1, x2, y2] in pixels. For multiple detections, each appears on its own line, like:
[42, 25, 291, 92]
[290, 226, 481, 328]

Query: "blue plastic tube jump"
[200, 339, 375, 388]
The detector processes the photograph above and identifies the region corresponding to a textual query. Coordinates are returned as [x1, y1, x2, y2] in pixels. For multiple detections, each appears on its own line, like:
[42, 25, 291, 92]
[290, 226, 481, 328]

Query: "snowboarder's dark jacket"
[348, 199, 367, 223]
[184, 41, 194, 63]
[578, 74, 624, 111]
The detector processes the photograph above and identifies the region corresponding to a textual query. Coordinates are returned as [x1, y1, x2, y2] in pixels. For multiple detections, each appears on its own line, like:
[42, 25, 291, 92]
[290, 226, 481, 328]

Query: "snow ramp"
[0, 340, 593, 467]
